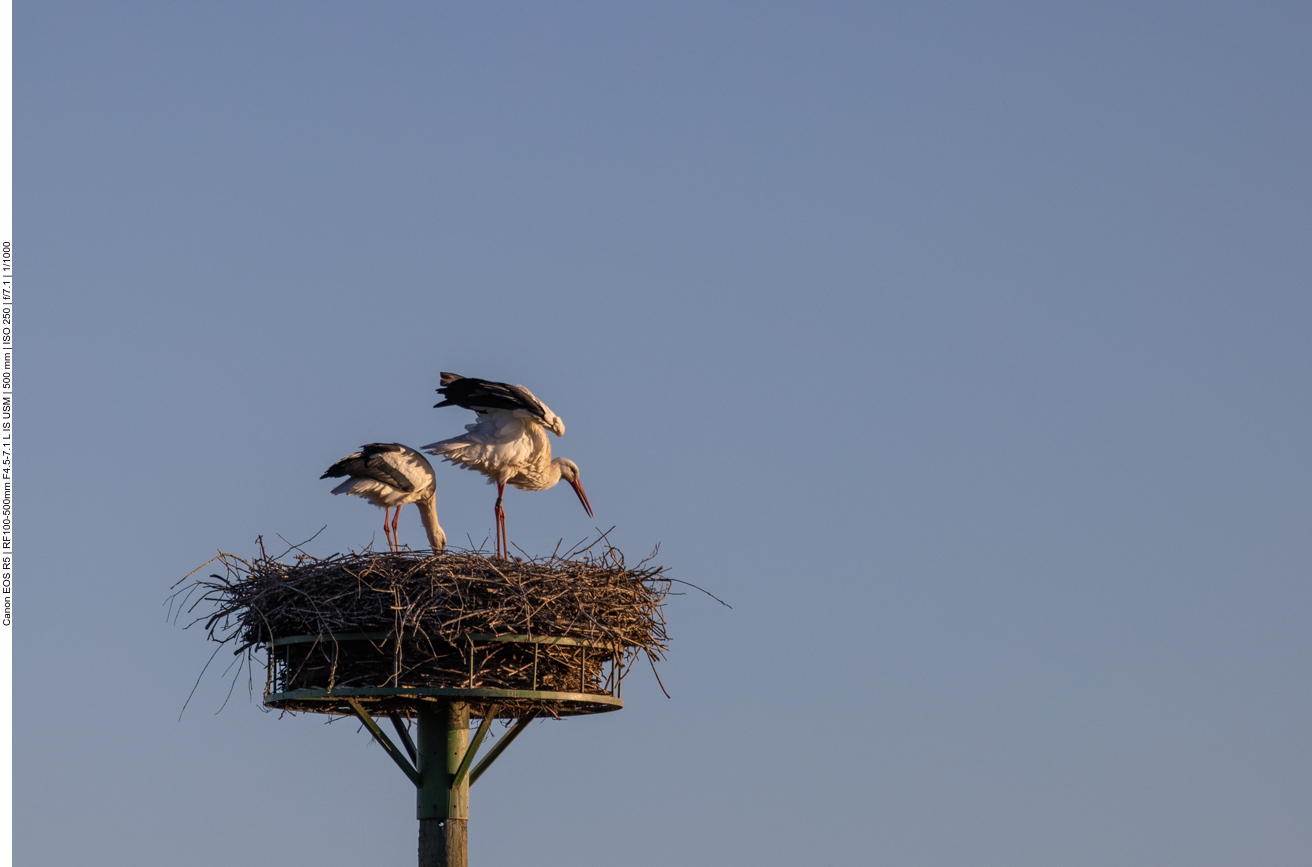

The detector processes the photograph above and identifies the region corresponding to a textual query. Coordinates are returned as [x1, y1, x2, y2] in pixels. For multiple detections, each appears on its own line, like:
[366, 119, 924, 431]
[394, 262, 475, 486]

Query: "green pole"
[417, 700, 469, 867]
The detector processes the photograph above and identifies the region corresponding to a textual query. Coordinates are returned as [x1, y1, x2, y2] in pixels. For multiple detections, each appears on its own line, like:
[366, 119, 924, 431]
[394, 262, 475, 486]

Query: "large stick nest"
[173, 537, 671, 718]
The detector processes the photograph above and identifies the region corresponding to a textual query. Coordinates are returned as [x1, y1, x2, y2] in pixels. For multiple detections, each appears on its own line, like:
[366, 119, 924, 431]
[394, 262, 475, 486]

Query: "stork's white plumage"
[422, 372, 593, 558]
[321, 443, 447, 552]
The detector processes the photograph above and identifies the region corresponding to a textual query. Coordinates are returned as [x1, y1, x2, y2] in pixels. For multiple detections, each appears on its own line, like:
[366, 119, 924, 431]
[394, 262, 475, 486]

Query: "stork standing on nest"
[423, 372, 593, 559]
[321, 443, 448, 553]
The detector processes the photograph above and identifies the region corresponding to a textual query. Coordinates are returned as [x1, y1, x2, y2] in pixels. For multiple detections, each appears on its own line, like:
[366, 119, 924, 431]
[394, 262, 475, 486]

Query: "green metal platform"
[263, 630, 627, 716]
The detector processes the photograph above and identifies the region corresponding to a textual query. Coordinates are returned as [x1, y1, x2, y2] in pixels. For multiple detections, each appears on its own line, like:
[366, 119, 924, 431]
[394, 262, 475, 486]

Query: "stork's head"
[554, 458, 593, 518]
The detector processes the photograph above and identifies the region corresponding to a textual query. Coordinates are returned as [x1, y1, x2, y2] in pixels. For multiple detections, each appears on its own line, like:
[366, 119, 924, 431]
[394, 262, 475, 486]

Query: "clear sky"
[19, 3, 1312, 865]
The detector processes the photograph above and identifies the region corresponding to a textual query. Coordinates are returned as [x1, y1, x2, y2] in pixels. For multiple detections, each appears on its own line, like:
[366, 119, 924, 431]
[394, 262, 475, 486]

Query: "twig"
[667, 578, 732, 609]
[274, 525, 328, 560]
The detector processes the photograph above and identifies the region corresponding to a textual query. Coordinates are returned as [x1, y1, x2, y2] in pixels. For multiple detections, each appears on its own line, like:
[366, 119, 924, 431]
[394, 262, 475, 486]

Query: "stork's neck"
[416, 494, 447, 552]
[509, 453, 565, 492]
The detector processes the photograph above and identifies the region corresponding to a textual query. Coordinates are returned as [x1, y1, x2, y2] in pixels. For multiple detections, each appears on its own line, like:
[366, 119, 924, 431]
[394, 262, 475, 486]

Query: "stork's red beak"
[570, 478, 594, 518]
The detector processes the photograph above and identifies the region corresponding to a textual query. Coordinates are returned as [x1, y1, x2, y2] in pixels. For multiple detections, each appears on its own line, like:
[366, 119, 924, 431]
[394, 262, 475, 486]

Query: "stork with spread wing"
[423, 373, 593, 558]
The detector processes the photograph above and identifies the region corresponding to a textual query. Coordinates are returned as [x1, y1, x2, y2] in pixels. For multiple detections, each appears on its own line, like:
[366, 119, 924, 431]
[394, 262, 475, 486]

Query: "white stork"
[321, 443, 448, 552]
[422, 372, 593, 559]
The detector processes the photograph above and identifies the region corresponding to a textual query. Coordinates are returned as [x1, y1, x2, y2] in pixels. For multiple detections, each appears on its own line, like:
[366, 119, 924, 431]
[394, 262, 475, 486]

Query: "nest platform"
[180, 544, 669, 720]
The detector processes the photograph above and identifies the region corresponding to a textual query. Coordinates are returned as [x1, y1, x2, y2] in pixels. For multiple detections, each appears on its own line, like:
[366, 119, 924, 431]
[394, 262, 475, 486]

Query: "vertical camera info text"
[2, 240, 11, 625]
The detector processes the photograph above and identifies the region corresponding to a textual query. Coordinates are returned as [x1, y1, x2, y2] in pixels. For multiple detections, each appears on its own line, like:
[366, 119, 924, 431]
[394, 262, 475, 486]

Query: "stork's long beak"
[570, 478, 594, 518]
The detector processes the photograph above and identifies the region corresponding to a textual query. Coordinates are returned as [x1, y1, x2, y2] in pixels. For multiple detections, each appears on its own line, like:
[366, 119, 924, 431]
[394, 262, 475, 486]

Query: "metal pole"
[417, 700, 469, 867]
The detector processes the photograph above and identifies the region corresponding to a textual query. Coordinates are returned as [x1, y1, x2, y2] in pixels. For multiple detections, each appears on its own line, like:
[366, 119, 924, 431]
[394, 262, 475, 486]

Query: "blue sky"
[19, 3, 1312, 865]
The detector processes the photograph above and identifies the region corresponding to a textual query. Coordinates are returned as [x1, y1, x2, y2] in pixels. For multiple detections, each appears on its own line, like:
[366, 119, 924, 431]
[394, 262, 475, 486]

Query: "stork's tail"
[420, 439, 466, 459]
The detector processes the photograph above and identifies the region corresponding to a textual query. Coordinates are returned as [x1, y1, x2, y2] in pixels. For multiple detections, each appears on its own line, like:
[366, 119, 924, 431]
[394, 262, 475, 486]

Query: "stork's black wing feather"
[434, 373, 549, 423]
[319, 443, 415, 492]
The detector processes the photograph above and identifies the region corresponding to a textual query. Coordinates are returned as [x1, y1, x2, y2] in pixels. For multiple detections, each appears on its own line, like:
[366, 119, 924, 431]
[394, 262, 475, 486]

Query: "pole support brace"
[469, 711, 538, 786]
[347, 698, 422, 787]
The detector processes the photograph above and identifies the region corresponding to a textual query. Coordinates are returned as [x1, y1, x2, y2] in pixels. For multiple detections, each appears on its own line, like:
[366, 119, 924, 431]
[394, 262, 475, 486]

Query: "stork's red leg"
[392, 507, 401, 550]
[383, 507, 395, 552]
[495, 483, 507, 558]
